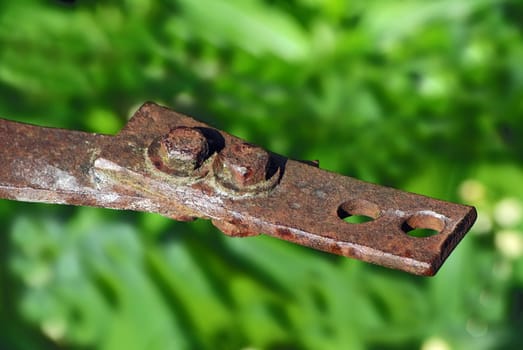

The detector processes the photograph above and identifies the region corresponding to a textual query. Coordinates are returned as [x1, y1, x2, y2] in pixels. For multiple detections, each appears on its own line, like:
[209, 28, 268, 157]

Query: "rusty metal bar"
[0, 102, 476, 276]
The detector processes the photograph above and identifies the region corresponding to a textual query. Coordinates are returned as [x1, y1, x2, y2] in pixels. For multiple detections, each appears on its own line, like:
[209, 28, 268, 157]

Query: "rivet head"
[148, 126, 209, 177]
[213, 142, 280, 194]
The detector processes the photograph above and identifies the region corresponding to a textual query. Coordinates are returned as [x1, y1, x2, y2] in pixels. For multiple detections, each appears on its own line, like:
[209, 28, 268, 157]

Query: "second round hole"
[402, 213, 446, 238]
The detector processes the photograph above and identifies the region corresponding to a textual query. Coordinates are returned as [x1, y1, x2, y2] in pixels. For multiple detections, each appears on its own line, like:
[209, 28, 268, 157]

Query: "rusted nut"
[148, 126, 210, 177]
[216, 143, 268, 187]
[213, 142, 280, 194]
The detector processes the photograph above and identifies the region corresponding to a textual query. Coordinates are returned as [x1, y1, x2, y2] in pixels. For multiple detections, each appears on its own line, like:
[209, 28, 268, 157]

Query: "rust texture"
[0, 102, 477, 276]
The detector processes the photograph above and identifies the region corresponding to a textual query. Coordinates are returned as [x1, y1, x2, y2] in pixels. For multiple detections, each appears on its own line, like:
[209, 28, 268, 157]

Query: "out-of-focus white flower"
[494, 198, 523, 228]
[458, 179, 486, 203]
[24, 265, 52, 288]
[471, 211, 492, 235]
[41, 317, 67, 341]
[495, 229, 523, 260]
[421, 336, 451, 350]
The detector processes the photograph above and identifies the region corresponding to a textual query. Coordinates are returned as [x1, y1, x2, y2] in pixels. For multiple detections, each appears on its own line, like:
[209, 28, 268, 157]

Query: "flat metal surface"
[0, 102, 477, 276]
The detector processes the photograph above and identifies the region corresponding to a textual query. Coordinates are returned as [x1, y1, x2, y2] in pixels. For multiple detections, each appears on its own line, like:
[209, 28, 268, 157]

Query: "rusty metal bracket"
[0, 102, 476, 276]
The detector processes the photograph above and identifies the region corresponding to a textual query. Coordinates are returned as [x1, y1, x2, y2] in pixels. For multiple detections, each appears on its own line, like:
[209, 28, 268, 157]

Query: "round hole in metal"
[402, 213, 446, 238]
[337, 199, 381, 224]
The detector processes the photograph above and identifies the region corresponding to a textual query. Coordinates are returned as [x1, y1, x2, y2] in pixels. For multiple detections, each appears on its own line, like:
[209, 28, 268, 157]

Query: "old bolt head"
[213, 142, 279, 194]
[149, 126, 209, 176]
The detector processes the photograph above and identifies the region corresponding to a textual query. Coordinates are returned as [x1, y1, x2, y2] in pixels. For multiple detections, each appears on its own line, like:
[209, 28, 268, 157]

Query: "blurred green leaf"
[176, 0, 311, 61]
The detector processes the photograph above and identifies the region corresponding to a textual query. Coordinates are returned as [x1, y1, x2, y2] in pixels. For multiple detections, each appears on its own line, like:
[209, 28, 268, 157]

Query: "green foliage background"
[1, 0, 523, 349]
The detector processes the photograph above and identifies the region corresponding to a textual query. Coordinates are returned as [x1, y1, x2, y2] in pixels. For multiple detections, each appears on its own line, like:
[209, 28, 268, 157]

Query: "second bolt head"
[213, 142, 273, 191]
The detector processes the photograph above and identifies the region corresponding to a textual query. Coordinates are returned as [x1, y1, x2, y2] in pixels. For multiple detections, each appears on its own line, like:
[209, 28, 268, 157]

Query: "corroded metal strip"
[0, 102, 477, 275]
